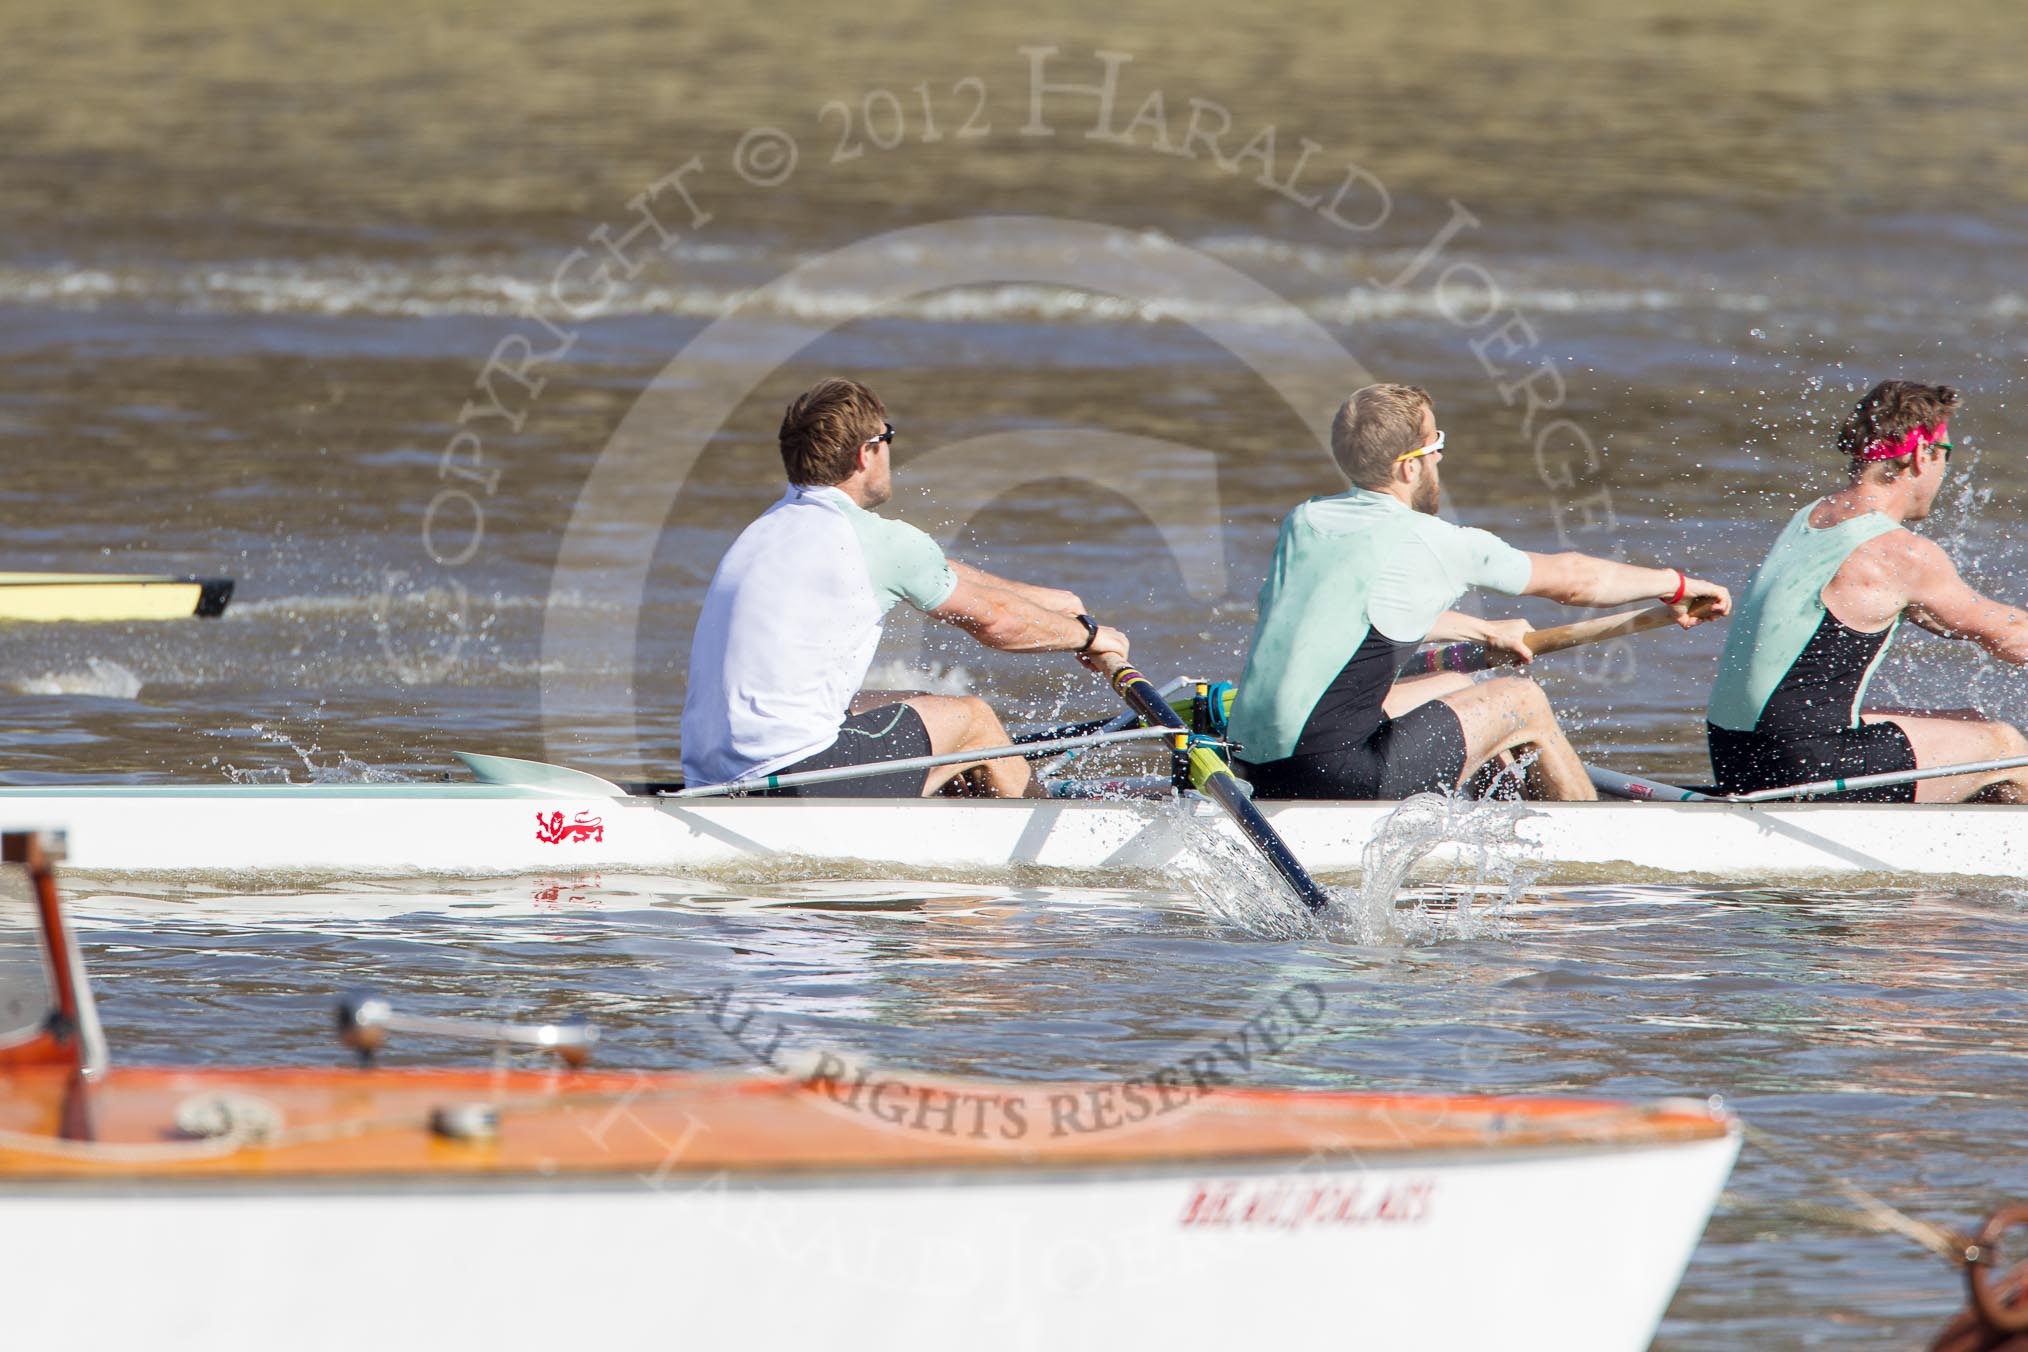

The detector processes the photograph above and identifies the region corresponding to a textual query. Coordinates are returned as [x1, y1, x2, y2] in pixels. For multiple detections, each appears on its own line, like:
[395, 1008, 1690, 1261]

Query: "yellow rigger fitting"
[1187, 743, 1230, 791]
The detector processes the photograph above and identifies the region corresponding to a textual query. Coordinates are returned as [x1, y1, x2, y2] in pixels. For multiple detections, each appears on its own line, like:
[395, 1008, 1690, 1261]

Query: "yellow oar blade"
[0, 575, 234, 622]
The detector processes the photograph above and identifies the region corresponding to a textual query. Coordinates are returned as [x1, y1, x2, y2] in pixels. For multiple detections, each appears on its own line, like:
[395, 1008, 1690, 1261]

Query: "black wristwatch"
[1075, 613, 1100, 653]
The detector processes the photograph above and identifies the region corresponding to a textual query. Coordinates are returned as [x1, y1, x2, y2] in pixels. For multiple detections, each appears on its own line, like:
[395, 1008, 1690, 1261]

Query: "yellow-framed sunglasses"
[1393, 430, 1445, 464]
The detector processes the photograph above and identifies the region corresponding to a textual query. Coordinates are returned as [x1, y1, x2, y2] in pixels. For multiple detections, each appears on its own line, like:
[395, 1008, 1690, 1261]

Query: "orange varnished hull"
[0, 1061, 1730, 1180]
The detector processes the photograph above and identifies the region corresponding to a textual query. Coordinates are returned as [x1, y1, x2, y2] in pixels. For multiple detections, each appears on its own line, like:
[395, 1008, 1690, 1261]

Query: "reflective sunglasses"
[1394, 430, 1445, 464]
[865, 422, 896, 448]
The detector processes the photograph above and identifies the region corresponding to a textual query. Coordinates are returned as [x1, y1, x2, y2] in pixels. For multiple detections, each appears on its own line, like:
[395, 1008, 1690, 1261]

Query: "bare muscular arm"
[948, 560, 1084, 617]
[1891, 534, 2028, 664]
[1522, 553, 1731, 629]
[928, 577, 1127, 660]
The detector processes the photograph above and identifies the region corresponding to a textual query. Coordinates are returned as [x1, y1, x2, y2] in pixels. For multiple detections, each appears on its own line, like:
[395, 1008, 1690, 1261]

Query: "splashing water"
[1346, 793, 1543, 944]
[1162, 794, 1318, 941]
[861, 660, 974, 696]
[1125, 784, 1546, 944]
[13, 657, 143, 699]
[217, 724, 411, 784]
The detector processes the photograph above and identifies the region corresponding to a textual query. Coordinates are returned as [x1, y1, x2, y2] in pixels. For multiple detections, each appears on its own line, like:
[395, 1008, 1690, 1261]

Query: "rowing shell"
[0, 754, 2020, 879]
[0, 572, 233, 622]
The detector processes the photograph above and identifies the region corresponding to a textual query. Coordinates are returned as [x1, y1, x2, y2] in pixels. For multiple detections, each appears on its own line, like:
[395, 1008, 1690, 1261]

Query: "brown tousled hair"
[1837, 380, 1959, 479]
[1331, 384, 1433, 489]
[779, 378, 887, 486]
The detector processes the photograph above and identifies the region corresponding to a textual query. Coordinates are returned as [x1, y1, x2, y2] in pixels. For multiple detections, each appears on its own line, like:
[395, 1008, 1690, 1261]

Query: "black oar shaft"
[1197, 772, 1332, 911]
[1104, 662, 1332, 915]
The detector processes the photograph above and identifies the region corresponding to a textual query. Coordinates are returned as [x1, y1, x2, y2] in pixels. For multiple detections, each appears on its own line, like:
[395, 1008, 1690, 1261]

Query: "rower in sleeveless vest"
[1228, 383, 1731, 801]
[1707, 380, 2028, 802]
[681, 378, 1128, 798]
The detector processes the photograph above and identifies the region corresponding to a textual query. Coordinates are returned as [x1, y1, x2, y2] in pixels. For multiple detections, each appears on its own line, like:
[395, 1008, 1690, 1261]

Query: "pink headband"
[1858, 422, 1948, 462]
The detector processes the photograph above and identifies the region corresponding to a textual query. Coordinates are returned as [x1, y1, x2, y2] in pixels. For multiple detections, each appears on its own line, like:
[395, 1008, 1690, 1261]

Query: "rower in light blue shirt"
[1228, 383, 1731, 801]
[1706, 380, 2028, 803]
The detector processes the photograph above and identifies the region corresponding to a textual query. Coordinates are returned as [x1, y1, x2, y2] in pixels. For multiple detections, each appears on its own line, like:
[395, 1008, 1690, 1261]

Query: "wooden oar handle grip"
[1510, 598, 1721, 664]
[1406, 598, 1722, 676]
[1084, 648, 1135, 685]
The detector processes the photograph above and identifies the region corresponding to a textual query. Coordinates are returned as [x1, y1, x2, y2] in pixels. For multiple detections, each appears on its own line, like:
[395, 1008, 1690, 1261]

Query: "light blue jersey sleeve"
[1425, 519, 1533, 597]
[1366, 516, 1532, 641]
[849, 511, 959, 613]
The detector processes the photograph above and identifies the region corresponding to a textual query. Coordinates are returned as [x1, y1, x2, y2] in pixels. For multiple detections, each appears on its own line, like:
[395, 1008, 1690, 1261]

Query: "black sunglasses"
[865, 422, 896, 448]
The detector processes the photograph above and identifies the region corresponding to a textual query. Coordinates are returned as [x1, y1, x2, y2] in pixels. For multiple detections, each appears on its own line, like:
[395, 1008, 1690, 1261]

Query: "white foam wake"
[13, 657, 143, 699]
[0, 255, 1772, 328]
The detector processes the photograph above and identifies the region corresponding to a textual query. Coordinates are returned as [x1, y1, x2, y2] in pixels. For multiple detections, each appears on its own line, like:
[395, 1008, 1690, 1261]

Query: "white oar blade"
[454, 752, 626, 795]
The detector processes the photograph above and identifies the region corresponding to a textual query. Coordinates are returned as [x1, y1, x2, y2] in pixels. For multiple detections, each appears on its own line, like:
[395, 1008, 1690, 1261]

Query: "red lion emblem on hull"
[535, 810, 605, 845]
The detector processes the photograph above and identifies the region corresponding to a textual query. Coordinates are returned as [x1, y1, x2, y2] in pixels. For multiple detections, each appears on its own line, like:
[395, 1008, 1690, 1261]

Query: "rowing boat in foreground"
[1, 752, 2022, 881]
[0, 831, 1736, 1350]
[0, 571, 233, 621]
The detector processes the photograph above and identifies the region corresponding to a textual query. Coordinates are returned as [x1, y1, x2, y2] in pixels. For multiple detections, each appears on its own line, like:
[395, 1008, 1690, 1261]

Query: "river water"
[6, 0, 2028, 1343]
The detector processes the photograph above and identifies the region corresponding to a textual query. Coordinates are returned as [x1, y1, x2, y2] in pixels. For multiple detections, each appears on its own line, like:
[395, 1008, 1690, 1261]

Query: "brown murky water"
[5, 2, 2028, 1343]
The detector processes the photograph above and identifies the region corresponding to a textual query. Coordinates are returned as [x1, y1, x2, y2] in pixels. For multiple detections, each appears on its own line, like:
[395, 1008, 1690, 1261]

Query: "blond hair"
[1331, 384, 1432, 488]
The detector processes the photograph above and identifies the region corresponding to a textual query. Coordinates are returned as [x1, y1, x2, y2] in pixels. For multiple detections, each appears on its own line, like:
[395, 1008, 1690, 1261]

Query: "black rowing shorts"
[758, 704, 934, 798]
[1706, 721, 1917, 804]
[1236, 699, 1469, 801]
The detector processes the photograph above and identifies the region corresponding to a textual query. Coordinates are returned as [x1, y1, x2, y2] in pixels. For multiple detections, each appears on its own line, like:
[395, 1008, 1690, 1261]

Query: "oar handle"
[1084, 648, 1136, 686]
[1406, 599, 1720, 676]
[1524, 598, 1718, 661]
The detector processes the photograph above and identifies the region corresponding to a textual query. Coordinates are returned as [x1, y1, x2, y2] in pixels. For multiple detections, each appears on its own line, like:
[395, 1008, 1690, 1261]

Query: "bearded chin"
[1413, 476, 1441, 515]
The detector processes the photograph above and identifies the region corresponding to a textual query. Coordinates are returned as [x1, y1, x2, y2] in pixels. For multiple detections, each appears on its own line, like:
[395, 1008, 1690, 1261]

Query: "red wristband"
[1664, 570, 1687, 606]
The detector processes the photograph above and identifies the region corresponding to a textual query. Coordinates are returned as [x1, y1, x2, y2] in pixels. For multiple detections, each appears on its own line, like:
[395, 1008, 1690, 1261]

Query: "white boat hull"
[0, 1129, 1737, 1351]
[1, 780, 2022, 880]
